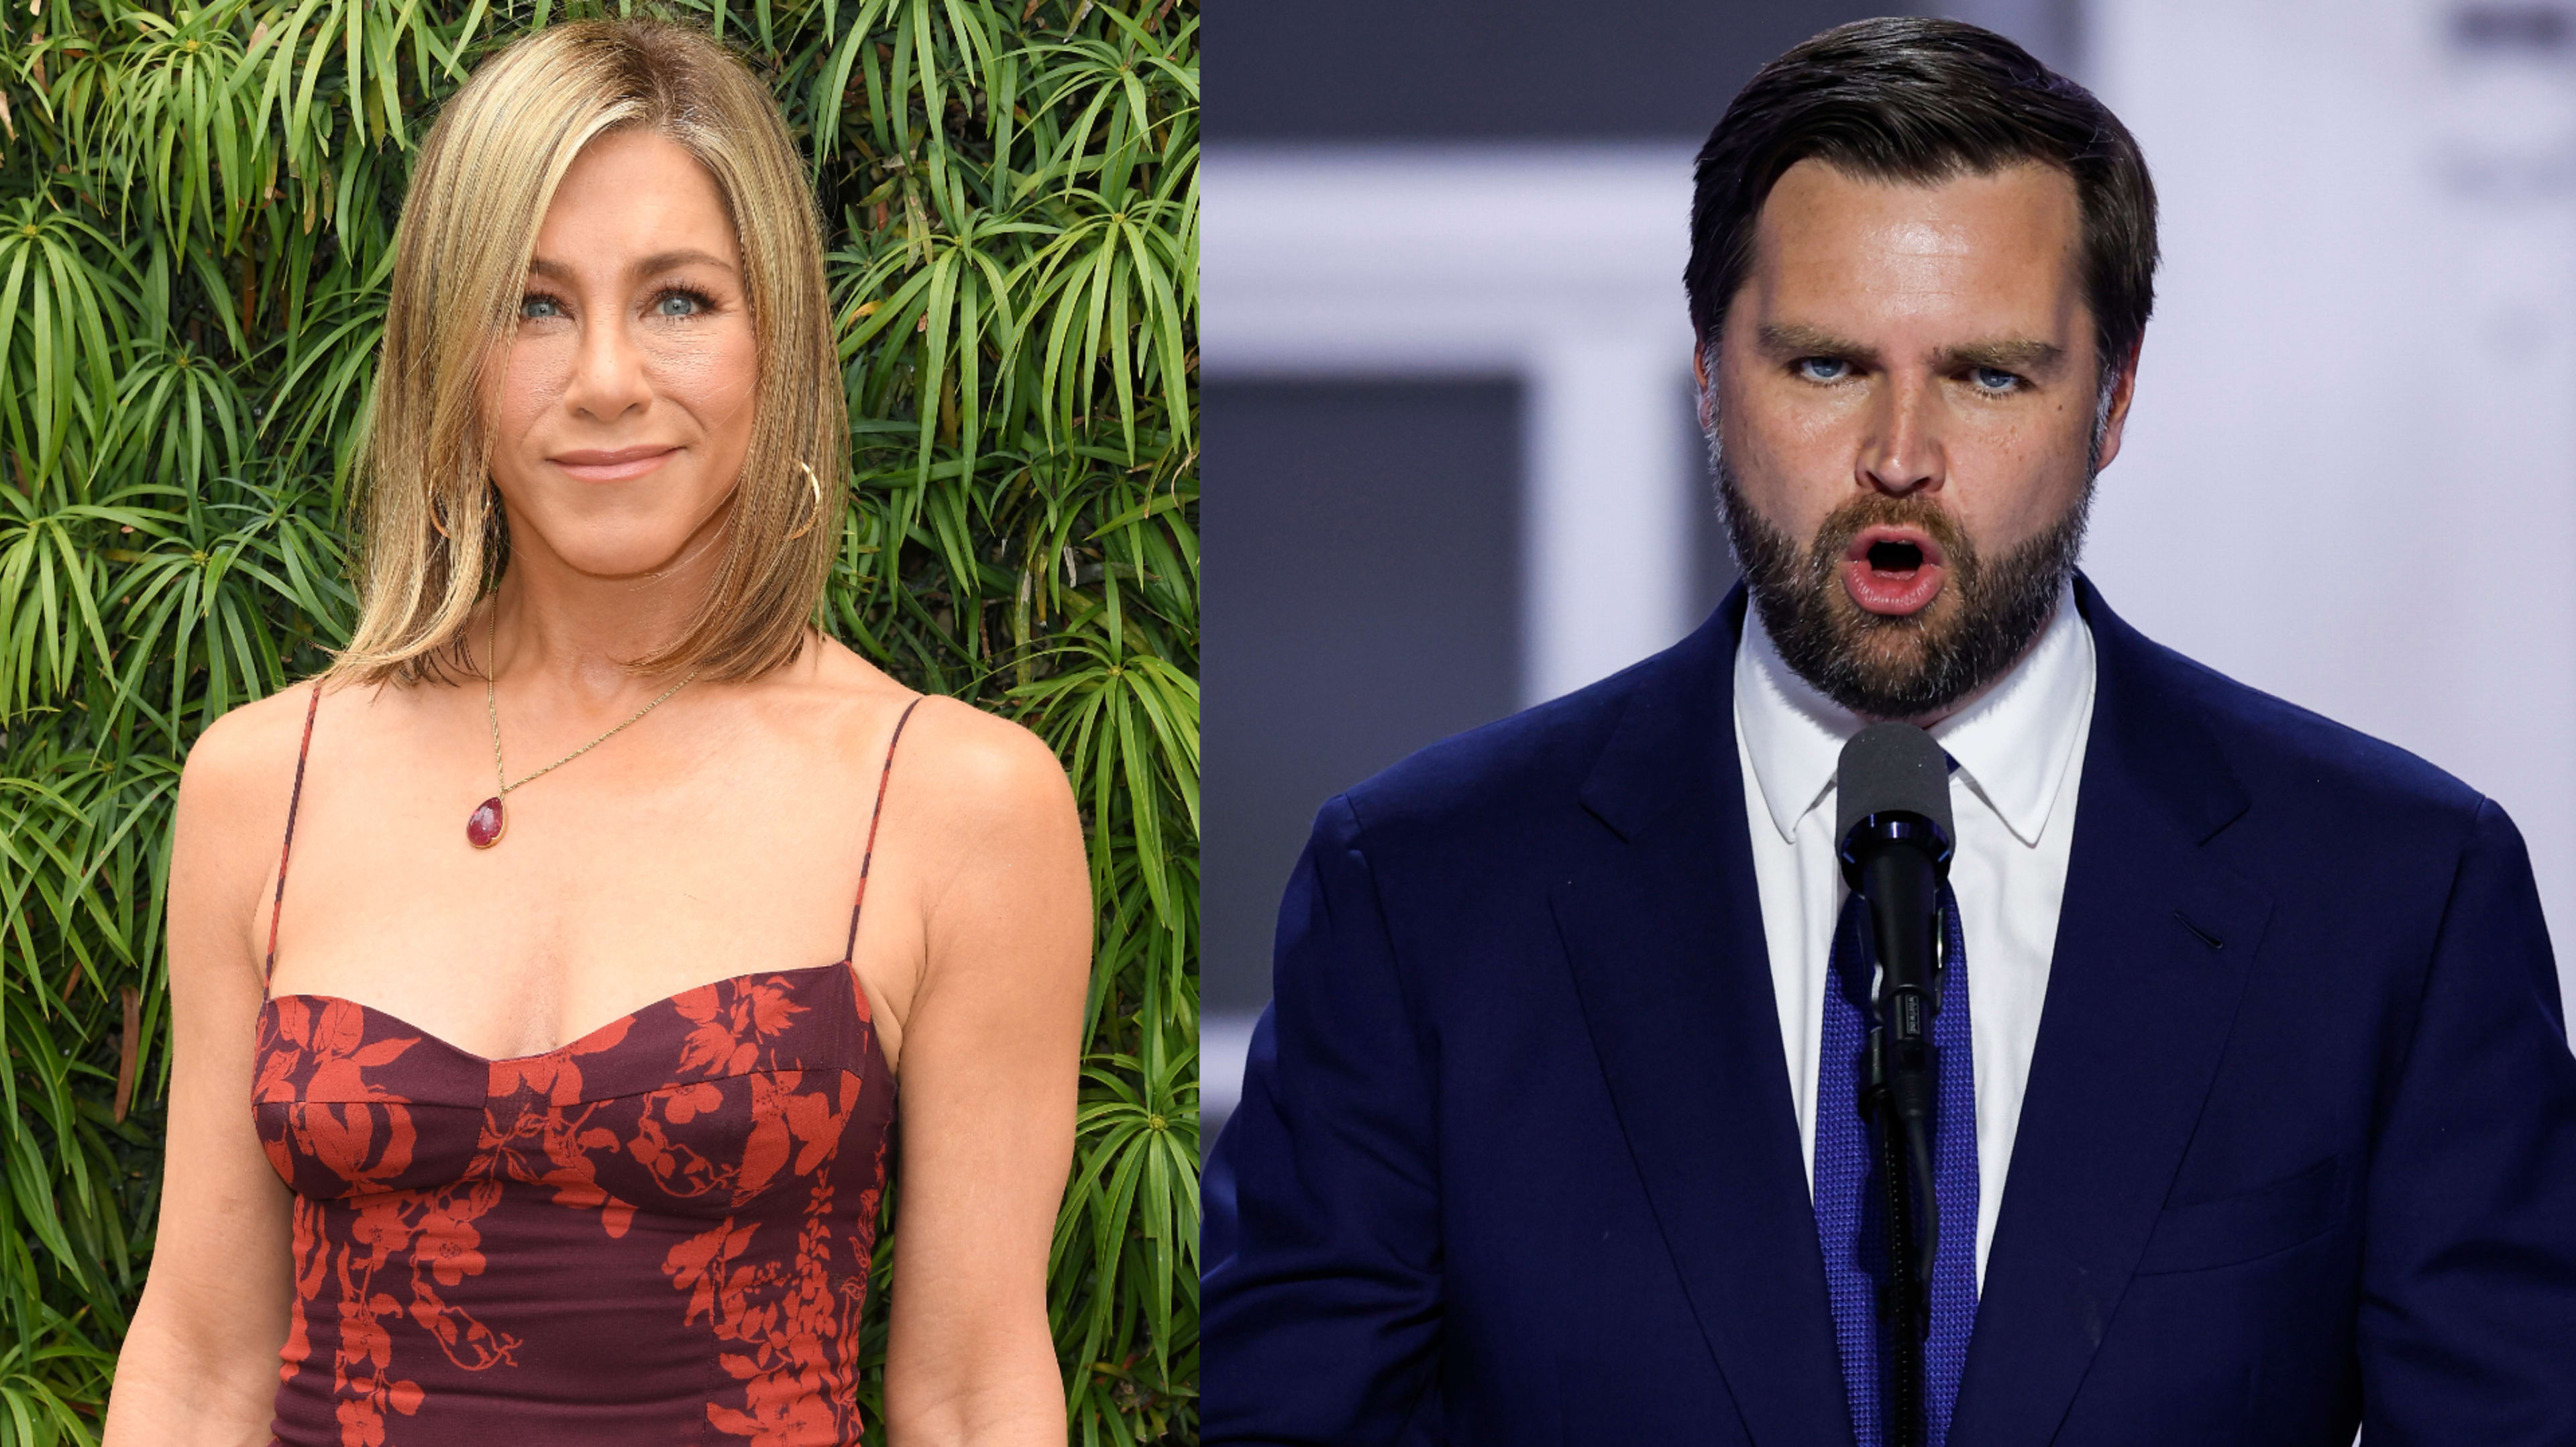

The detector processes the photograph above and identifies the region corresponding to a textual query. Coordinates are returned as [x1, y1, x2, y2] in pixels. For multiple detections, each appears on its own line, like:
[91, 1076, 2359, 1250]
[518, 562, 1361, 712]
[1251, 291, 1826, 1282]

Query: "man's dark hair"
[1685, 17, 2157, 384]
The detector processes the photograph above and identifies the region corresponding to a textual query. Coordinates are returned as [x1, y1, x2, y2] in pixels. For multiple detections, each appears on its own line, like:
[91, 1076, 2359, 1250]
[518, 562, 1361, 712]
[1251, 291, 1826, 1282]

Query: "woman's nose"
[564, 312, 653, 423]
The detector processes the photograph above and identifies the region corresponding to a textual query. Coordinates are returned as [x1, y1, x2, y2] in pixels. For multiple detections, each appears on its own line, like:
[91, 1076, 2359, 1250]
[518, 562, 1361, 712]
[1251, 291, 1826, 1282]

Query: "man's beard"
[1713, 450, 2094, 721]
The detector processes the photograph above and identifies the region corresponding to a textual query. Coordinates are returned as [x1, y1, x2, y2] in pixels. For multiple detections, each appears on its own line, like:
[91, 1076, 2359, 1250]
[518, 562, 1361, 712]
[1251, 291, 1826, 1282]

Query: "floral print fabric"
[252, 961, 896, 1446]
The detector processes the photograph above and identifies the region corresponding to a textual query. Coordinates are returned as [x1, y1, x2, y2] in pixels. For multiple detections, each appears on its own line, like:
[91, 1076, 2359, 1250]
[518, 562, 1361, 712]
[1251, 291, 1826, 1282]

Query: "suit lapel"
[1556, 591, 1857, 1447]
[1950, 580, 2274, 1447]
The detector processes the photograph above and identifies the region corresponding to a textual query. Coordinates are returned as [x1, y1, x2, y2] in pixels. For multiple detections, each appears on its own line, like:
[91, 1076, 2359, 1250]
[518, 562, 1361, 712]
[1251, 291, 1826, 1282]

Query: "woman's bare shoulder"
[177, 680, 335, 847]
[902, 693, 1074, 827]
[800, 635, 1076, 852]
[168, 680, 348, 979]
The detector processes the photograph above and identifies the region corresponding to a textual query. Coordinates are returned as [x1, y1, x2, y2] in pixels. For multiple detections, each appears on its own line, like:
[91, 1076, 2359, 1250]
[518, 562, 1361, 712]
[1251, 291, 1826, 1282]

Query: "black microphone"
[1837, 722, 1954, 1447]
[1837, 722, 1955, 1156]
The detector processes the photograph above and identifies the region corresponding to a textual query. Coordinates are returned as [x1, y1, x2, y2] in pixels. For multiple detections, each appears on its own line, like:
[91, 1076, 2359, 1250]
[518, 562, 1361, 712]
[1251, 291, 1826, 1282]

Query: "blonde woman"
[100, 20, 1089, 1446]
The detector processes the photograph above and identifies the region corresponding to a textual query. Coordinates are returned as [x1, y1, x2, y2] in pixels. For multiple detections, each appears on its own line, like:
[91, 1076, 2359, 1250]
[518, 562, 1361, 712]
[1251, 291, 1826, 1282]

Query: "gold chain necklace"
[466, 608, 700, 849]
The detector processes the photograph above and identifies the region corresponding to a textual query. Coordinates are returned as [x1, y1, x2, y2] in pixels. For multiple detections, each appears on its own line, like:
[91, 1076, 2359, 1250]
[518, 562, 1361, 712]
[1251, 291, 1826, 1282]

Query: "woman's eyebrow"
[523, 249, 739, 282]
[631, 248, 737, 277]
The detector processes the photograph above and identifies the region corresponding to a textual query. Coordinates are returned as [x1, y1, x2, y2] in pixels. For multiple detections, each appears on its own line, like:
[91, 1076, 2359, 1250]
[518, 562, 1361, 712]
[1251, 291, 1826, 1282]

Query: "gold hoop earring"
[429, 500, 451, 540]
[786, 462, 826, 541]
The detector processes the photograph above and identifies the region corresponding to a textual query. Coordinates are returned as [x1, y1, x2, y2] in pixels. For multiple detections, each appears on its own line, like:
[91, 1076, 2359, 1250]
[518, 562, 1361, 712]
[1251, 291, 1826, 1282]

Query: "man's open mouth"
[1840, 525, 1949, 617]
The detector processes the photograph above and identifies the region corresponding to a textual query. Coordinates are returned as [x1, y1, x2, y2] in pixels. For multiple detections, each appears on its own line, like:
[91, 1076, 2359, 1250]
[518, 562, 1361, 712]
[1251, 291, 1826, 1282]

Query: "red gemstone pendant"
[467, 796, 506, 849]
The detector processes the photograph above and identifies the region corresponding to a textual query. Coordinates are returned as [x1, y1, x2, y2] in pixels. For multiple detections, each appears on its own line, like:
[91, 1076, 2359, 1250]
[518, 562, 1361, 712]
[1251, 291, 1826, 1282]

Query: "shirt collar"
[1733, 580, 2095, 849]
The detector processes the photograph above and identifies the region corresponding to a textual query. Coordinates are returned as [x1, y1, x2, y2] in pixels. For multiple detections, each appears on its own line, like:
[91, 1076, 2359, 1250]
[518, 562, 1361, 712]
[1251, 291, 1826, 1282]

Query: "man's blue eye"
[1796, 358, 1849, 382]
[1973, 366, 2020, 392]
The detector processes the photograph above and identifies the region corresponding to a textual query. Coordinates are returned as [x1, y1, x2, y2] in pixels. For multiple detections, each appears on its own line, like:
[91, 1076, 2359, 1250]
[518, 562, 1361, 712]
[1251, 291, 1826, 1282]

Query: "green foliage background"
[0, 0, 1199, 1440]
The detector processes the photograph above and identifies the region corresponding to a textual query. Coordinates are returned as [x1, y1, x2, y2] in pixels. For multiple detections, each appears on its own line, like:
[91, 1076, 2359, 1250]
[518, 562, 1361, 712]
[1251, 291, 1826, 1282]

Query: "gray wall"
[1201, 1, 1945, 1094]
[1203, 380, 1526, 1016]
[1208, 1, 1966, 142]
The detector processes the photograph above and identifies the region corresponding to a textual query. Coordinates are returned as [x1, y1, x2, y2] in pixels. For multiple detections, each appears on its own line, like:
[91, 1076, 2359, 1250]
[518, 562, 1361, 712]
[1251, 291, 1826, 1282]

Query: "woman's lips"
[549, 445, 678, 482]
[1841, 524, 1947, 617]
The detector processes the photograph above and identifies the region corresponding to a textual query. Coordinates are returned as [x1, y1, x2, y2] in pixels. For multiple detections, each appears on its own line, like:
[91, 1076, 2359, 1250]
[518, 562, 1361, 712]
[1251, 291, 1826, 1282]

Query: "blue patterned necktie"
[1814, 877, 1980, 1446]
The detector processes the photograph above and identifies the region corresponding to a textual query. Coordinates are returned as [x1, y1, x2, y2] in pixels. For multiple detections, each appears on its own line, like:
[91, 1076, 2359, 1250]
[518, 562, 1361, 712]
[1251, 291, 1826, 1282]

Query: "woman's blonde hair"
[333, 17, 844, 685]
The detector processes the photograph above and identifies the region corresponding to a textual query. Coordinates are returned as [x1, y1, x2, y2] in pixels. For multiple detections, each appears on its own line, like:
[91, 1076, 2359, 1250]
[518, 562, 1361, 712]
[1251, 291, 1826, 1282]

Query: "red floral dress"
[250, 688, 914, 1446]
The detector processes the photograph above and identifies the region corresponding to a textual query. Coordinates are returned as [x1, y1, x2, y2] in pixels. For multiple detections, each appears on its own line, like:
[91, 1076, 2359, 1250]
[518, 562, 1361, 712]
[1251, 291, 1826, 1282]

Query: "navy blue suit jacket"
[1203, 580, 2576, 1446]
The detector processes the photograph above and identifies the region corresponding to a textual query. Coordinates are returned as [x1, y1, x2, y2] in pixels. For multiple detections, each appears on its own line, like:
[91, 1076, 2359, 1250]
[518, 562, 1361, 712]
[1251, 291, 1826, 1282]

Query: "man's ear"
[1692, 338, 1716, 435]
[2093, 337, 2143, 472]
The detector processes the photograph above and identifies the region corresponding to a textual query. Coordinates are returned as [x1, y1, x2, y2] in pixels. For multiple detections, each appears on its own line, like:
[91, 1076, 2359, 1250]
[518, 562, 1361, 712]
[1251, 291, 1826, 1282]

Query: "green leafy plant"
[0, 0, 1199, 1441]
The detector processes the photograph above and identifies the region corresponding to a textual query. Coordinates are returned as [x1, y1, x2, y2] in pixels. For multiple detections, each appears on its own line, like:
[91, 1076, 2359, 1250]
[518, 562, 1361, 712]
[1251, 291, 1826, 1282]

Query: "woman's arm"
[879, 702, 1092, 1447]
[101, 697, 306, 1446]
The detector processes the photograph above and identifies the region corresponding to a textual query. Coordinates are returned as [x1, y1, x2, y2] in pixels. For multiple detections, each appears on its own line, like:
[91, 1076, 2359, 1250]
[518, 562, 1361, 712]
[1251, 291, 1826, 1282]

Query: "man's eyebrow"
[1755, 322, 1877, 362]
[523, 249, 738, 283]
[1938, 338, 2064, 373]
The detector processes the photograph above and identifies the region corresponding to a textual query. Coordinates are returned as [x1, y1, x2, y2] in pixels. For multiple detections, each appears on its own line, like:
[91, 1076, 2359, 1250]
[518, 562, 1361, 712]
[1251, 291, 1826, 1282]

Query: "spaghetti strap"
[843, 697, 925, 963]
[264, 682, 325, 994]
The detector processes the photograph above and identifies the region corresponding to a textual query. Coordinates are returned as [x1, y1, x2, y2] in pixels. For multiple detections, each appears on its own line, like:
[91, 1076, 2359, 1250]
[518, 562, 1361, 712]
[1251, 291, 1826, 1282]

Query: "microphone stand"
[1861, 1003, 1930, 1447]
[1847, 818, 1947, 1447]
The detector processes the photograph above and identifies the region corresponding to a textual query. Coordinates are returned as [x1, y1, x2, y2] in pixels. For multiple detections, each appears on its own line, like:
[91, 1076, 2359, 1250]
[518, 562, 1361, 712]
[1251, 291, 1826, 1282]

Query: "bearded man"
[1201, 17, 2576, 1447]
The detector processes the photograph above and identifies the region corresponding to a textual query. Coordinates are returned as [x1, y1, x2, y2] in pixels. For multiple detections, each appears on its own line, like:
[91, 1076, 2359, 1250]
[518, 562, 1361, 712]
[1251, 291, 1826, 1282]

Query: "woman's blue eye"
[521, 295, 564, 320]
[656, 291, 703, 317]
[1794, 357, 1850, 382]
[1972, 366, 2021, 392]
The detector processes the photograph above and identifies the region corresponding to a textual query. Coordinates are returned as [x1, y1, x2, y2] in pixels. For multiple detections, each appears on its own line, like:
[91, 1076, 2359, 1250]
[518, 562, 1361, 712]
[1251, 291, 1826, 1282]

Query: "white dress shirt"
[1733, 583, 2097, 1289]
